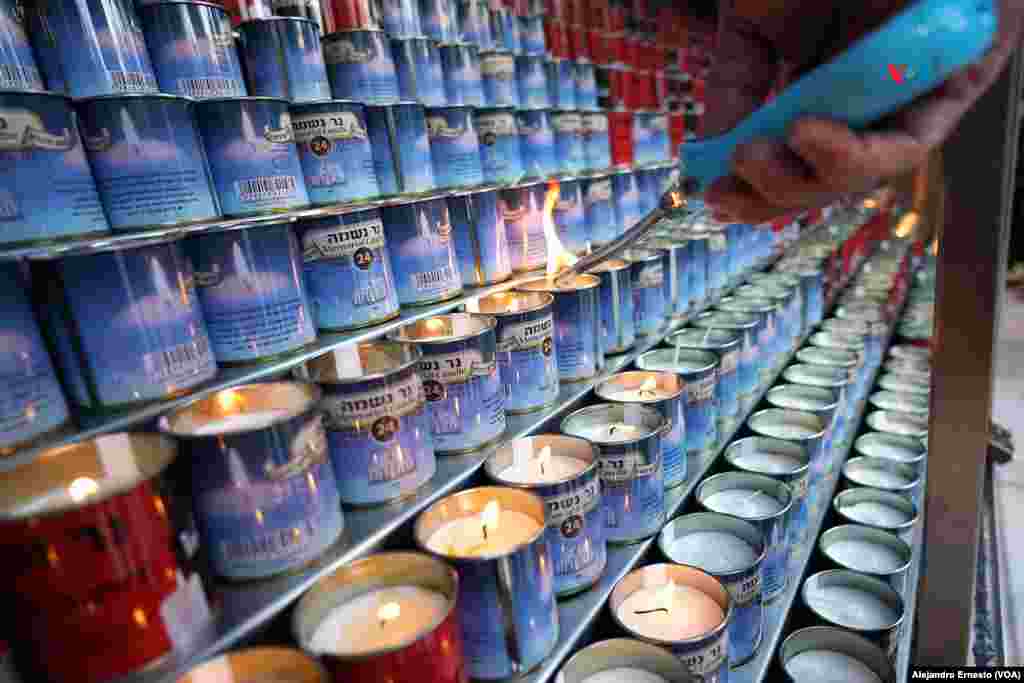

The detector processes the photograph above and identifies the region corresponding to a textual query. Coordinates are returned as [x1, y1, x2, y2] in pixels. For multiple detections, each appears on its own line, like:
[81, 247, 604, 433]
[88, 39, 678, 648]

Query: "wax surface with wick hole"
[309, 585, 449, 656]
[425, 510, 541, 557]
[769, 393, 831, 412]
[784, 650, 882, 683]
[803, 584, 899, 630]
[870, 412, 927, 436]
[191, 410, 291, 434]
[849, 468, 912, 489]
[751, 421, 819, 440]
[703, 488, 784, 518]
[500, 455, 588, 484]
[730, 447, 803, 475]
[579, 668, 670, 683]
[599, 423, 646, 442]
[663, 531, 759, 573]
[615, 584, 725, 641]
[856, 439, 921, 463]
[826, 539, 906, 574]
[841, 501, 911, 527]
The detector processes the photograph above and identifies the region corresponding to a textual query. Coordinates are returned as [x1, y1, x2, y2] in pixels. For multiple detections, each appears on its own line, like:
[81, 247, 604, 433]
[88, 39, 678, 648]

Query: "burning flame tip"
[378, 602, 401, 623]
[482, 500, 501, 531]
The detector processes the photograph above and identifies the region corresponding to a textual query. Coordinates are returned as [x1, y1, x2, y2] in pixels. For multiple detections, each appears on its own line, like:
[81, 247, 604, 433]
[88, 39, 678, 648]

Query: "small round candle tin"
[609, 564, 731, 682]
[725, 436, 810, 545]
[440, 43, 485, 106]
[552, 177, 589, 255]
[323, 29, 400, 103]
[842, 456, 922, 506]
[765, 384, 840, 462]
[415, 487, 558, 680]
[867, 390, 929, 417]
[561, 403, 667, 543]
[747, 407, 827, 487]
[624, 248, 668, 337]
[807, 331, 869, 400]
[178, 648, 328, 683]
[882, 357, 930, 378]
[643, 238, 691, 320]
[684, 230, 708, 307]
[499, 180, 546, 270]
[696, 471, 793, 600]
[392, 313, 506, 454]
[801, 570, 904, 661]
[635, 348, 719, 460]
[692, 311, 759, 402]
[780, 627, 896, 683]
[480, 50, 518, 106]
[160, 382, 344, 580]
[364, 102, 436, 195]
[516, 108, 557, 177]
[293, 552, 467, 683]
[717, 296, 779, 379]
[486, 435, 606, 596]
[865, 410, 929, 440]
[551, 109, 585, 174]
[291, 99, 382, 205]
[381, 197, 464, 306]
[581, 175, 616, 246]
[519, 275, 604, 383]
[425, 104, 485, 189]
[474, 106, 525, 183]
[596, 371, 687, 488]
[833, 487, 918, 536]
[587, 258, 636, 354]
[237, 18, 331, 102]
[877, 371, 930, 396]
[664, 328, 741, 430]
[471, 291, 560, 414]
[393, 38, 446, 106]
[558, 638, 693, 682]
[659, 513, 766, 667]
[853, 432, 927, 469]
[819, 524, 912, 589]
[296, 342, 436, 506]
[888, 344, 929, 363]
[782, 363, 853, 447]
[447, 187, 513, 287]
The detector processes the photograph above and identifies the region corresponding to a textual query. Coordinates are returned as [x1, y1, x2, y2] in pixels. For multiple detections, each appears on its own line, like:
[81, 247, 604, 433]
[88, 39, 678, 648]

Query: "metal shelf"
[130, 259, 781, 683]
[896, 468, 926, 681]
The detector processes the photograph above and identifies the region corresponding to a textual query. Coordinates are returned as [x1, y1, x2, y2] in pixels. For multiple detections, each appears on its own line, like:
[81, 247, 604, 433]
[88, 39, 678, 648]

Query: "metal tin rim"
[867, 390, 929, 415]
[560, 403, 671, 443]
[290, 98, 366, 110]
[28, 230, 185, 260]
[865, 410, 929, 437]
[800, 569, 905, 634]
[664, 329, 741, 352]
[842, 456, 920, 494]
[297, 342, 423, 385]
[719, 297, 777, 314]
[484, 435, 601, 488]
[765, 385, 840, 413]
[635, 348, 718, 376]
[179, 647, 330, 682]
[519, 273, 601, 292]
[158, 381, 323, 439]
[473, 290, 554, 317]
[194, 95, 292, 106]
[696, 471, 795, 522]
[819, 524, 913, 577]
[76, 93, 193, 104]
[391, 312, 498, 345]
[693, 312, 758, 330]
[559, 638, 694, 683]
[724, 437, 811, 477]
[853, 432, 926, 465]
[182, 218, 293, 241]
[748, 408, 828, 442]
[595, 371, 686, 404]
[239, 15, 319, 27]
[782, 364, 851, 389]
[0, 89, 72, 101]
[778, 627, 897, 682]
[657, 512, 767, 579]
[832, 487, 919, 531]
[796, 347, 859, 368]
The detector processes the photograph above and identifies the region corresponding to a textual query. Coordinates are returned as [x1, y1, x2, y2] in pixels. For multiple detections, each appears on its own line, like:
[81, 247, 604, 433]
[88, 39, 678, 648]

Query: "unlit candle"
[664, 531, 759, 573]
[804, 584, 899, 630]
[500, 455, 587, 484]
[193, 410, 290, 434]
[784, 650, 882, 683]
[602, 423, 646, 442]
[580, 669, 669, 683]
[827, 539, 906, 574]
[851, 468, 911, 489]
[731, 448, 802, 475]
[842, 501, 910, 528]
[703, 488, 783, 518]
[857, 440, 920, 463]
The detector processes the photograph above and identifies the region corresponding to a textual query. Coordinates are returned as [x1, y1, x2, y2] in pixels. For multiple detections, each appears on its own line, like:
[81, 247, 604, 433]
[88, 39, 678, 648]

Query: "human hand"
[701, 0, 1024, 222]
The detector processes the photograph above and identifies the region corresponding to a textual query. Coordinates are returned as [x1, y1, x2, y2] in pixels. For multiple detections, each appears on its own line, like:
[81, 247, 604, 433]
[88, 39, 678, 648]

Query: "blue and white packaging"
[0, 0, 44, 91]
[35, 236, 217, 410]
[323, 29, 400, 103]
[551, 109, 584, 174]
[160, 382, 344, 580]
[685, 230, 709, 306]
[0, 91, 109, 246]
[439, 42, 484, 106]
[726, 436, 811, 546]
[393, 37, 446, 106]
[515, 54, 549, 109]
[518, 14, 545, 54]
[581, 175, 616, 245]
[237, 18, 330, 102]
[298, 343, 436, 506]
[573, 61, 597, 109]
[693, 311, 759, 401]
[448, 187, 511, 286]
[498, 181, 545, 271]
[706, 228, 729, 297]
[291, 98, 381, 205]
[632, 110, 669, 164]
[748, 405, 827, 498]
[642, 238, 689, 319]
[719, 296, 778, 380]
[474, 106, 524, 183]
[489, 4, 519, 53]
[393, 313, 506, 453]
[184, 222, 317, 363]
[553, 177, 588, 254]
[666, 327, 741, 429]
[138, 1, 247, 99]
[624, 248, 668, 337]
[486, 436, 606, 596]
[27, 0, 158, 98]
[195, 96, 310, 216]
[545, 57, 575, 108]
[581, 109, 611, 171]
[419, 0, 457, 41]
[612, 170, 643, 234]
[516, 107, 556, 177]
[381, 197, 463, 305]
[456, 0, 494, 48]
[562, 403, 667, 543]
[520, 274, 603, 383]
[479, 50, 518, 106]
[0, 262, 70, 453]
[425, 104, 484, 188]
[587, 258, 635, 354]
[296, 208, 400, 331]
[364, 101, 435, 195]
[380, 0, 422, 37]
[472, 291, 558, 414]
[77, 94, 220, 232]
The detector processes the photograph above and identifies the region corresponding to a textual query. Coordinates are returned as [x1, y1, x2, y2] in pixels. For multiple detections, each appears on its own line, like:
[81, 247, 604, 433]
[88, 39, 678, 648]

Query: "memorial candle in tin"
[865, 410, 928, 440]
[581, 109, 612, 171]
[559, 638, 694, 683]
[517, 108, 557, 177]
[664, 328, 740, 430]
[807, 331, 869, 400]
[612, 170, 643, 238]
[392, 314, 506, 454]
[782, 363, 853, 447]
[582, 175, 616, 246]
[853, 432, 926, 470]
[624, 248, 668, 337]
[0, 434, 211, 683]
[588, 258, 635, 354]
[697, 471, 793, 600]
[393, 38, 445, 106]
[381, 197, 463, 306]
[177, 648, 328, 683]
[480, 50, 518, 106]
[726, 436, 810, 544]
[635, 348, 719, 459]
[796, 346, 862, 401]
[659, 512, 766, 667]
[364, 102, 436, 195]
[882, 357, 930, 379]
[609, 564, 730, 682]
[237, 18, 331, 102]
[415, 487, 557, 680]
[448, 187, 513, 287]
[877, 372, 930, 397]
[868, 390, 929, 418]
[552, 109, 585, 173]
[291, 99, 382, 205]
[718, 296, 779, 377]
[440, 43, 485, 106]
[519, 274, 603, 382]
[293, 552, 467, 683]
[469, 291, 559, 414]
[322, 29, 400, 103]
[296, 343, 436, 506]
[160, 382, 344, 579]
[596, 371, 687, 488]
[833, 488, 918, 536]
[801, 570, 904, 661]
[561, 403, 667, 543]
[546, 57, 576, 109]
[515, 54, 549, 108]
[819, 525, 912, 590]
[500, 181, 546, 270]
[474, 106, 525, 183]
[425, 105, 485, 189]
[765, 384, 840, 465]
[642, 238, 691, 319]
[684, 230, 709, 308]
[692, 311, 759, 404]
[842, 457, 921, 505]
[780, 627, 896, 683]
[486, 435, 606, 596]
[748, 408, 826, 491]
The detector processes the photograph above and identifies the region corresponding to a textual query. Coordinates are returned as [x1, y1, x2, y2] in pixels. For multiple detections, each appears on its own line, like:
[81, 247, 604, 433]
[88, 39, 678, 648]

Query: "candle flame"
[68, 477, 100, 503]
[893, 212, 919, 238]
[217, 389, 243, 413]
[508, 296, 521, 312]
[930, 238, 938, 256]
[481, 500, 500, 535]
[655, 581, 676, 612]
[639, 377, 658, 395]
[377, 602, 401, 623]
[543, 180, 579, 277]
[535, 445, 551, 471]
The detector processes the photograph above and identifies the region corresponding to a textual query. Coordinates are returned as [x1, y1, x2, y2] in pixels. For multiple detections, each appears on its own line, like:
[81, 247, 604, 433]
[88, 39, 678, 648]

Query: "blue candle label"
[552, 111, 584, 173]
[419, 348, 505, 451]
[787, 471, 809, 542]
[0, 0, 44, 90]
[583, 178, 615, 244]
[552, 288, 601, 381]
[494, 312, 558, 413]
[545, 476, 604, 590]
[553, 181, 587, 254]
[632, 260, 665, 336]
[384, 200, 462, 305]
[292, 106, 379, 204]
[481, 52, 517, 106]
[723, 565, 763, 666]
[323, 31, 399, 102]
[426, 108, 484, 187]
[673, 633, 728, 681]
[475, 110, 523, 183]
[598, 449, 664, 542]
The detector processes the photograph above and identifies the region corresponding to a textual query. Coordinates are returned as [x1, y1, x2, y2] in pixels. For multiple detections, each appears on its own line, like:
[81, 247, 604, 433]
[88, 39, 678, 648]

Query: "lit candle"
[425, 500, 542, 557]
[614, 581, 725, 642]
[784, 650, 883, 683]
[602, 423, 646, 442]
[499, 445, 588, 484]
[601, 377, 672, 402]
[841, 501, 911, 528]
[663, 532, 759, 574]
[580, 669, 669, 683]
[192, 410, 290, 435]
[309, 586, 449, 656]
[803, 584, 900, 630]
[702, 488, 783, 518]
[826, 539, 907, 575]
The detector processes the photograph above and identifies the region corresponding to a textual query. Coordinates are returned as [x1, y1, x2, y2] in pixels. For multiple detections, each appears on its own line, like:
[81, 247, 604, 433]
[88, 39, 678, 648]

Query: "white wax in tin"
[804, 584, 899, 630]
[770, 394, 829, 412]
[703, 488, 783, 518]
[841, 502, 910, 528]
[602, 423, 646, 442]
[192, 411, 290, 435]
[309, 585, 448, 656]
[580, 669, 669, 683]
[827, 539, 906, 574]
[602, 386, 675, 402]
[784, 650, 882, 683]
[753, 422, 818, 439]
[426, 510, 542, 557]
[615, 583, 725, 641]
[857, 439, 920, 463]
[850, 468, 911, 489]
[731, 448, 802, 475]
[664, 531, 759, 573]
[870, 412, 928, 436]
[500, 455, 587, 484]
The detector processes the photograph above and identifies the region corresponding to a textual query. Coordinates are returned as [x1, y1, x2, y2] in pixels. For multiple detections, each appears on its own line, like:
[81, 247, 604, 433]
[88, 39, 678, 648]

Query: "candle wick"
[482, 523, 488, 541]
[634, 608, 670, 615]
[540, 462, 545, 475]
[609, 425, 617, 435]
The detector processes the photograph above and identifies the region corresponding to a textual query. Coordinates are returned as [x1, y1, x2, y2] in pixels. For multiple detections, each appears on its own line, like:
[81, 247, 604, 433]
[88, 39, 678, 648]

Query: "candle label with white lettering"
[536, 472, 605, 595]
[597, 443, 665, 543]
[553, 179, 588, 255]
[681, 366, 719, 457]
[707, 231, 728, 295]
[783, 470, 809, 544]
[417, 334, 506, 453]
[751, 507, 788, 600]
[630, 255, 667, 337]
[593, 263, 636, 354]
[319, 362, 436, 505]
[551, 284, 603, 382]
[687, 235, 708, 307]
[493, 309, 559, 414]
[671, 628, 729, 682]
[381, 199, 464, 306]
[721, 566, 763, 667]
